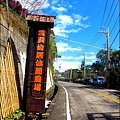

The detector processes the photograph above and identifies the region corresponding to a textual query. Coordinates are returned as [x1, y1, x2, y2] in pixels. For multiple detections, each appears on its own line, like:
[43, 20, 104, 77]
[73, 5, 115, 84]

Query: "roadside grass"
[3, 109, 25, 120]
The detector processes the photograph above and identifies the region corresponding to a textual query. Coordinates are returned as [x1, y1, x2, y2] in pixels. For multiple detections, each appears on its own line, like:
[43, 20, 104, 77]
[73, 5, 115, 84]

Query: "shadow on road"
[87, 112, 120, 120]
[108, 91, 120, 98]
[76, 85, 106, 90]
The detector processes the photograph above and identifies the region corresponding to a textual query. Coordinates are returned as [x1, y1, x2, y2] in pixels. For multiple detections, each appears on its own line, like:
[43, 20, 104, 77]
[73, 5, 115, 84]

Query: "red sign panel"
[23, 29, 50, 113]
[23, 15, 55, 114]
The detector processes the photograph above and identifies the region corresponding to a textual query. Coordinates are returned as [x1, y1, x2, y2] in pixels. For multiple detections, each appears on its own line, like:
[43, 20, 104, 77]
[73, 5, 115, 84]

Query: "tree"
[96, 49, 107, 67]
[92, 49, 120, 89]
[109, 50, 120, 89]
[49, 30, 60, 78]
[19, 0, 47, 15]
[91, 61, 104, 75]
[110, 50, 120, 70]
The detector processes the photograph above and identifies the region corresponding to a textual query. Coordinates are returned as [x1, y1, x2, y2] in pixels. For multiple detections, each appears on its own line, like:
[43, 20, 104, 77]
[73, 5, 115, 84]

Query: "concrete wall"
[0, 8, 28, 100]
[46, 62, 54, 91]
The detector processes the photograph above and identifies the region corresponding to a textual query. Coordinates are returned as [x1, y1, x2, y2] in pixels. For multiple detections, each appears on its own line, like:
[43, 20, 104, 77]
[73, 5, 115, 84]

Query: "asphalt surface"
[46, 81, 120, 120]
[47, 83, 66, 120]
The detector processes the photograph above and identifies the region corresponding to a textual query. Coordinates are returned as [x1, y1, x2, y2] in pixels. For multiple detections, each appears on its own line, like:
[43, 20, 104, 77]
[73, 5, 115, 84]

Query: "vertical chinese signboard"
[23, 14, 56, 113]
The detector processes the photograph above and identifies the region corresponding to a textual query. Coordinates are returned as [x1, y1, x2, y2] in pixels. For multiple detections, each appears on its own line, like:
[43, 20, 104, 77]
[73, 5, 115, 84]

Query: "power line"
[83, 0, 110, 52]
[83, 32, 99, 50]
[104, 0, 115, 26]
[107, 0, 119, 26]
[109, 15, 119, 35]
[84, 33, 103, 52]
[110, 30, 119, 47]
[100, 0, 108, 26]
[56, 36, 103, 49]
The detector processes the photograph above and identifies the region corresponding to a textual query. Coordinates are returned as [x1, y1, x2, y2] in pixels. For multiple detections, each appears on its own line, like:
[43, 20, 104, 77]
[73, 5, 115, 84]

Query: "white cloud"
[52, 6, 67, 13]
[74, 56, 84, 60]
[92, 59, 97, 63]
[69, 5, 72, 8]
[53, 27, 68, 37]
[53, 13, 90, 37]
[56, 41, 81, 53]
[89, 52, 95, 55]
[57, 15, 73, 26]
[61, 56, 73, 60]
[52, 0, 58, 4]
[54, 59, 80, 72]
[73, 14, 90, 28]
[53, 14, 83, 37]
[53, 26, 81, 38]
[73, 14, 89, 21]
[86, 55, 96, 60]
[54, 54, 97, 72]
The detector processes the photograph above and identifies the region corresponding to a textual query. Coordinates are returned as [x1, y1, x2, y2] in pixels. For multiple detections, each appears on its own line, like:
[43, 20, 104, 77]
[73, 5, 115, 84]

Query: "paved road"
[58, 81, 120, 120]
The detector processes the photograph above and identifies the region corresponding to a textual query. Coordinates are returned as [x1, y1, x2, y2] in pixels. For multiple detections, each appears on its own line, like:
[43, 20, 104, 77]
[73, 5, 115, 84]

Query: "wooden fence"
[0, 42, 20, 119]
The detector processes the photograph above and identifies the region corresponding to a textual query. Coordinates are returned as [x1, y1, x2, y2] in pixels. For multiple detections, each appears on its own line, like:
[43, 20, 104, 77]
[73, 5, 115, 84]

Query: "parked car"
[83, 78, 91, 85]
[89, 79, 94, 84]
[93, 76, 105, 86]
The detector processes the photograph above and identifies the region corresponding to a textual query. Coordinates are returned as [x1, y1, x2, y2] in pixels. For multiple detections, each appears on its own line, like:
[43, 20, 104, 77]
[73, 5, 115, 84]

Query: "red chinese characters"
[33, 30, 45, 92]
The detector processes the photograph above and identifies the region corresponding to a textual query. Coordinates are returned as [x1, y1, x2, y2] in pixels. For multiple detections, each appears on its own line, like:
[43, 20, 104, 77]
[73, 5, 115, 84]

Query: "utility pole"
[6, 0, 10, 27]
[70, 68, 72, 80]
[99, 26, 110, 88]
[80, 52, 86, 79]
[118, 0, 120, 89]
[83, 53, 86, 79]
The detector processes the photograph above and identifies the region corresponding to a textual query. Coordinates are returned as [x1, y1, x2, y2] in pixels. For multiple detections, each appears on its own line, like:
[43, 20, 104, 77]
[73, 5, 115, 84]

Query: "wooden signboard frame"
[23, 14, 56, 114]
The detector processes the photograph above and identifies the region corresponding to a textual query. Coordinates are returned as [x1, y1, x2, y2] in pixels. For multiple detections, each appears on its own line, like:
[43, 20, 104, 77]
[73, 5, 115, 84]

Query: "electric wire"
[106, 0, 119, 26]
[56, 36, 103, 49]
[83, 0, 109, 52]
[100, 0, 108, 27]
[74, 0, 109, 58]
[100, 0, 118, 50]
[77, 0, 118, 53]
[104, 0, 115, 26]
[110, 15, 119, 35]
[107, 0, 119, 48]
[80, 0, 118, 64]
[84, 32, 99, 50]
[110, 17, 119, 40]
[98, 0, 119, 50]
[85, 34, 103, 52]
[99, 0, 119, 49]
[110, 31, 119, 47]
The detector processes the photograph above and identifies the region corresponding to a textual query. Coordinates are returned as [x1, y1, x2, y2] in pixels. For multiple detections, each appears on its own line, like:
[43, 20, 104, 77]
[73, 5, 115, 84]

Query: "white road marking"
[60, 85, 71, 120]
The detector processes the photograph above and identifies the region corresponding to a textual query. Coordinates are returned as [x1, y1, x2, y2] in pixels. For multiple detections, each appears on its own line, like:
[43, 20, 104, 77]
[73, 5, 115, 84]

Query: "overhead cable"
[107, 0, 119, 26]
[110, 31, 119, 47]
[104, 0, 115, 26]
[100, 0, 108, 27]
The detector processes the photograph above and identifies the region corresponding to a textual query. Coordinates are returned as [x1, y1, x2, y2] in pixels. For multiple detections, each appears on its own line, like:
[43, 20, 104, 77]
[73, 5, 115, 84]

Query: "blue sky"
[19, 0, 119, 72]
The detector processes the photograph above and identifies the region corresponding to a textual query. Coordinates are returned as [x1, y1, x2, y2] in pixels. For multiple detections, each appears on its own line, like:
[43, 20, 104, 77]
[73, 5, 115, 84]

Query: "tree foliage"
[0, 0, 28, 17]
[110, 50, 120, 89]
[91, 49, 120, 89]
[0, 0, 46, 18]
[49, 30, 60, 78]
[18, 0, 46, 15]
[96, 49, 107, 66]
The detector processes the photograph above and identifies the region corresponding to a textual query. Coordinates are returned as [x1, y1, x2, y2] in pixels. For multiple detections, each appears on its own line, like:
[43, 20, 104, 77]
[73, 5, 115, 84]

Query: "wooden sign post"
[23, 14, 56, 114]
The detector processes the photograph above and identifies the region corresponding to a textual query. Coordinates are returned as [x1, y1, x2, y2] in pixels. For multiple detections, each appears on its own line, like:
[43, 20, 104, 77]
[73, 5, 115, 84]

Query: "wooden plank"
[26, 14, 56, 23]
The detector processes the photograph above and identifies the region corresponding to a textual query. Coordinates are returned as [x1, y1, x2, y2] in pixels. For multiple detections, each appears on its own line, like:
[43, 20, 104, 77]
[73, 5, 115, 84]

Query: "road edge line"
[86, 88, 120, 104]
[60, 85, 71, 120]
